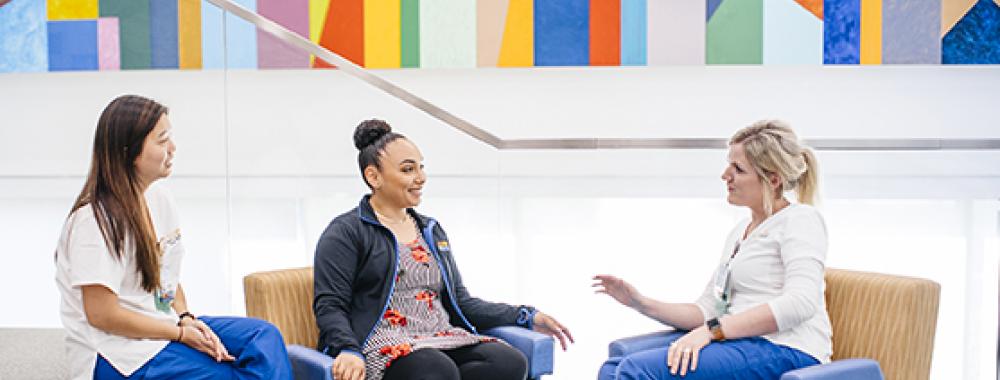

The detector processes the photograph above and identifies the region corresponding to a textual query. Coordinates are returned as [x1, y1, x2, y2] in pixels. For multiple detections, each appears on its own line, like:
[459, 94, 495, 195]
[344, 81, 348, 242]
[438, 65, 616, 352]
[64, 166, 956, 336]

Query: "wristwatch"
[707, 317, 726, 341]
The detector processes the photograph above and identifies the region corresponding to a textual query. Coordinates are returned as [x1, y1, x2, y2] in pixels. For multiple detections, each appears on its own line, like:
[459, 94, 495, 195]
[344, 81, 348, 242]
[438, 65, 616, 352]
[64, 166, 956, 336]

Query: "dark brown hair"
[353, 119, 405, 189]
[70, 95, 168, 293]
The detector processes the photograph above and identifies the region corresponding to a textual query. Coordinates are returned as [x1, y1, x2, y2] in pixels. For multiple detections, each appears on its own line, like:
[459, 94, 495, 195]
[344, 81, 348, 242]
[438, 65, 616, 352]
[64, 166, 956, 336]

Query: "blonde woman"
[595, 120, 832, 379]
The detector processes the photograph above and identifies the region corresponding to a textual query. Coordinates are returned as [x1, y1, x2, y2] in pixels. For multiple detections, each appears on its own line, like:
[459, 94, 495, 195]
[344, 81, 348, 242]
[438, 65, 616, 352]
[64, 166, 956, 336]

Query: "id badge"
[712, 262, 732, 315]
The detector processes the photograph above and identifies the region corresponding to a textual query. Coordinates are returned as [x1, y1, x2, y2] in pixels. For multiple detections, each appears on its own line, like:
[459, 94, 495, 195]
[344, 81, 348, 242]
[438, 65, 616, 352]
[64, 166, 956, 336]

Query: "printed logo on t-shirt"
[154, 228, 182, 313]
[154, 288, 175, 313]
[159, 228, 181, 250]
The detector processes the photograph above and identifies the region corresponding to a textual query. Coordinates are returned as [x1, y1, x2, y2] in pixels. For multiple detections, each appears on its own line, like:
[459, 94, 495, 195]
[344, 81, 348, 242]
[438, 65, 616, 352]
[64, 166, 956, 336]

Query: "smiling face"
[134, 114, 176, 187]
[721, 142, 766, 209]
[366, 138, 426, 209]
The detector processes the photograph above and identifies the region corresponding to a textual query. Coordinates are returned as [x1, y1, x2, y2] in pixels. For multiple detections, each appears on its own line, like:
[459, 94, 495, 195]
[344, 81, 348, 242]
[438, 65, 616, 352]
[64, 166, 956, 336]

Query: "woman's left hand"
[667, 326, 712, 377]
[532, 311, 575, 351]
[180, 318, 235, 362]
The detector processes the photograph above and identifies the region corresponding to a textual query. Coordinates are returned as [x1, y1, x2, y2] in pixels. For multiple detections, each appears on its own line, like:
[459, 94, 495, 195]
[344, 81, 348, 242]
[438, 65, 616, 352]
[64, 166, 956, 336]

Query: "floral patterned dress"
[362, 234, 496, 380]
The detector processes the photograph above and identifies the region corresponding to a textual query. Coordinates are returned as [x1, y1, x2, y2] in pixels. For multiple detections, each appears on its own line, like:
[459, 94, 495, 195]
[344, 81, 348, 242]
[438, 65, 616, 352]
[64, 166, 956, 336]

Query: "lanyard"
[712, 241, 741, 314]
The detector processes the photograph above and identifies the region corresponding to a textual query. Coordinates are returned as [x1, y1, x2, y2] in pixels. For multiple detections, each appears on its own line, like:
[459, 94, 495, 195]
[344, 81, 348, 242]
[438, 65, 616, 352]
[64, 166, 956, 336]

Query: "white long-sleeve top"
[695, 203, 833, 363]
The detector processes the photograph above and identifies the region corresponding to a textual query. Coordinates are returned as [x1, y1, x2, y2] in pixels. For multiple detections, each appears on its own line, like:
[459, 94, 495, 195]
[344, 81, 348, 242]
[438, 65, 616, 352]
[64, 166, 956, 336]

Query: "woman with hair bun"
[595, 120, 832, 379]
[314, 119, 574, 380]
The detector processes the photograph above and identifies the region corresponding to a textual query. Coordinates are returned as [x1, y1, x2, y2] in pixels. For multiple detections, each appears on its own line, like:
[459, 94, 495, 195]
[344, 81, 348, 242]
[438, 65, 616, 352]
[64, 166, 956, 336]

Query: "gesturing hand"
[332, 352, 365, 380]
[666, 327, 712, 377]
[592, 274, 643, 309]
[531, 311, 575, 351]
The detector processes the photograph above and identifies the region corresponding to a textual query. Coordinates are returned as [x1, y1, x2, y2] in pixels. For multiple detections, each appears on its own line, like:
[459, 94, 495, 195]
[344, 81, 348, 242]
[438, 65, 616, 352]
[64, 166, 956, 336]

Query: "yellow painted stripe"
[47, 0, 98, 20]
[498, 0, 533, 67]
[364, 0, 401, 68]
[179, 0, 202, 69]
[860, 0, 881, 65]
[309, 0, 332, 65]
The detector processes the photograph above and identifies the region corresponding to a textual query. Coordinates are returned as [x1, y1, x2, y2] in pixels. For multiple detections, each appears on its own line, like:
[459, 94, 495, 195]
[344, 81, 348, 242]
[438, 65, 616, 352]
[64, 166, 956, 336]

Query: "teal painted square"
[0, 0, 48, 73]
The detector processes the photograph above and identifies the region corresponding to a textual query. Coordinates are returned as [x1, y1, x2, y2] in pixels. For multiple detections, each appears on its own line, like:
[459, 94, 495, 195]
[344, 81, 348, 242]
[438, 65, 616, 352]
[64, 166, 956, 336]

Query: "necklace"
[374, 209, 410, 225]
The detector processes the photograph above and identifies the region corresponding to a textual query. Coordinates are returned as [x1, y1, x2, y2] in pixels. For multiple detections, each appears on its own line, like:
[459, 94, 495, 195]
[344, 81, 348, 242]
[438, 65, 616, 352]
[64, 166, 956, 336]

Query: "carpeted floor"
[0, 328, 67, 380]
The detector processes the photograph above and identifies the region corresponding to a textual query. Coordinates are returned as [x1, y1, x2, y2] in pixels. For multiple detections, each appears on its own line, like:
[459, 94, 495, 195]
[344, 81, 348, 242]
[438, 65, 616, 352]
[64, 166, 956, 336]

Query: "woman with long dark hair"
[55, 95, 292, 379]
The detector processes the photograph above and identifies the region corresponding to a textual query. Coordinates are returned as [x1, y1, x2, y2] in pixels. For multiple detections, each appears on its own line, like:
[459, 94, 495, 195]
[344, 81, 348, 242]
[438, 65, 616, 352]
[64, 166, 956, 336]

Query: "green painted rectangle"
[706, 0, 762, 64]
[99, 0, 151, 70]
[401, 0, 420, 68]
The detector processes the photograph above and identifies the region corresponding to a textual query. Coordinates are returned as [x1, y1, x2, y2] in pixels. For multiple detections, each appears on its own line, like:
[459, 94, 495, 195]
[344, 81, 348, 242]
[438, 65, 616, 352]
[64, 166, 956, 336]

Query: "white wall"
[1, 66, 998, 380]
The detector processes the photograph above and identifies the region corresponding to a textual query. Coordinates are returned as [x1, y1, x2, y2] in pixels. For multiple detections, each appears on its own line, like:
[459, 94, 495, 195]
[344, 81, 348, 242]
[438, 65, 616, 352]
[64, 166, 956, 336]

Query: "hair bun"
[353, 119, 393, 150]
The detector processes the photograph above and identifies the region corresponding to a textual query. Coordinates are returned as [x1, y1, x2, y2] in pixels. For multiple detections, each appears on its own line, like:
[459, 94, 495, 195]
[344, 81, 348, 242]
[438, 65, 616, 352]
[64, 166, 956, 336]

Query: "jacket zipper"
[359, 215, 401, 349]
[423, 219, 477, 333]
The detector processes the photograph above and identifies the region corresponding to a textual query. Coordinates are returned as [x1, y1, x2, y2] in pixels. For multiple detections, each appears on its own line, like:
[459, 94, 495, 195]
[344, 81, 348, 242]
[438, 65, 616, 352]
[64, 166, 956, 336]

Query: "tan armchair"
[819, 268, 941, 380]
[603, 269, 941, 380]
[244, 267, 318, 347]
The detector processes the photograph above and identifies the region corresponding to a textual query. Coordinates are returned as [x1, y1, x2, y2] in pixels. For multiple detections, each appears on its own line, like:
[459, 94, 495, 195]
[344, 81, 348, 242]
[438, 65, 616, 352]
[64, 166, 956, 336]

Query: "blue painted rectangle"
[942, 0, 1000, 64]
[0, 0, 48, 73]
[533, 0, 589, 66]
[823, 0, 860, 64]
[47, 20, 99, 71]
[201, 0, 224, 69]
[226, 0, 257, 69]
[621, 0, 647, 65]
[150, 0, 179, 68]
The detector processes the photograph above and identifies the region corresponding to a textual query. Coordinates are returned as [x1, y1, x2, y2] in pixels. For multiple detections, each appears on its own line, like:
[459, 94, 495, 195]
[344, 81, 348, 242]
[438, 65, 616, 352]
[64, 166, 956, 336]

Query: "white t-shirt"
[695, 203, 833, 363]
[55, 183, 185, 379]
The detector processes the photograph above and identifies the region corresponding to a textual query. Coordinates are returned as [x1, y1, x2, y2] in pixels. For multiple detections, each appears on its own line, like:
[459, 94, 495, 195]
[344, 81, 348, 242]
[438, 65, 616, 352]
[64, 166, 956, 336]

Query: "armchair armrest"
[779, 358, 884, 380]
[608, 330, 676, 358]
[484, 326, 554, 379]
[288, 344, 333, 380]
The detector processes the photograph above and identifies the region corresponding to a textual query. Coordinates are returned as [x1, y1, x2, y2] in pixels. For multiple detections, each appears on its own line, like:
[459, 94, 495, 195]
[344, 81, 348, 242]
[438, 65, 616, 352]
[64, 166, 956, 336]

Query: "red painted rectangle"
[315, 0, 363, 68]
[590, 0, 620, 65]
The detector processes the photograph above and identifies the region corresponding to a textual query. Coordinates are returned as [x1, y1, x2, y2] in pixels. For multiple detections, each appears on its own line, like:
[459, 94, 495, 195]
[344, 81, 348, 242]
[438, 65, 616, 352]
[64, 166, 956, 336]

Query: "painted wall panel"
[535, 0, 589, 66]
[422, 0, 475, 68]
[621, 0, 647, 65]
[764, 0, 822, 64]
[647, 0, 704, 65]
[0, 0, 47, 73]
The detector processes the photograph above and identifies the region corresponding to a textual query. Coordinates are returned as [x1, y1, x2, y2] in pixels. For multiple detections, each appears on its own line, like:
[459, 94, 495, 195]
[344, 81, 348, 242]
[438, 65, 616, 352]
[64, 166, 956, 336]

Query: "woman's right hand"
[332, 352, 365, 380]
[593, 274, 644, 310]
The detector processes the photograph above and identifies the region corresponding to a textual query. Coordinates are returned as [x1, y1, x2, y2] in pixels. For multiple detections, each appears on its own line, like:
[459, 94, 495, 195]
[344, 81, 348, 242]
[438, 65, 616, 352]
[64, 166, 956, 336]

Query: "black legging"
[381, 341, 528, 380]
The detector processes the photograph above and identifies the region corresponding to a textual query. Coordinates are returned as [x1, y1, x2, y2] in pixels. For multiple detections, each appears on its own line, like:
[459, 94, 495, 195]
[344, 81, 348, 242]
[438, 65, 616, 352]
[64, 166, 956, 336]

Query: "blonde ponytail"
[796, 148, 819, 205]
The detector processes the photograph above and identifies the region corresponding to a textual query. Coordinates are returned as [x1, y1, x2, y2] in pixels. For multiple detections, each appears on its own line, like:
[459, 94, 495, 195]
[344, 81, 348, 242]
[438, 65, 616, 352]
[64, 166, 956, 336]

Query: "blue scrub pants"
[598, 331, 819, 380]
[94, 316, 292, 380]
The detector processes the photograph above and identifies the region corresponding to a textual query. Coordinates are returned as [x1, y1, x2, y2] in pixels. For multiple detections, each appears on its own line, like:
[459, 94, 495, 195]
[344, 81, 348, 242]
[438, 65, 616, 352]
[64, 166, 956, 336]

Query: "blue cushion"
[287, 344, 333, 380]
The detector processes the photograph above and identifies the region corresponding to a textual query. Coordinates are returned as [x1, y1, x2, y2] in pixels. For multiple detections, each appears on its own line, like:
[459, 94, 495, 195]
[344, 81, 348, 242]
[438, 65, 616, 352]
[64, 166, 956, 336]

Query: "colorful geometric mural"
[1, 0, 999, 73]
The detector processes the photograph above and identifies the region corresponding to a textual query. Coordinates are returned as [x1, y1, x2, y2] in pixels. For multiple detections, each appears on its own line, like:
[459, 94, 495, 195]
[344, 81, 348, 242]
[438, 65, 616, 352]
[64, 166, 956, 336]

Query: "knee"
[246, 318, 281, 336]
[616, 355, 656, 380]
[598, 357, 622, 380]
[489, 345, 528, 379]
[505, 349, 528, 378]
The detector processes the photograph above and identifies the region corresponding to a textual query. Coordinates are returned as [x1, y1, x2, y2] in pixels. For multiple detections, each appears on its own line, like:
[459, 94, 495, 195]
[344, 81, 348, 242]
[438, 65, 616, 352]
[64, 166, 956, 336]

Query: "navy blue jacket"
[313, 196, 534, 358]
